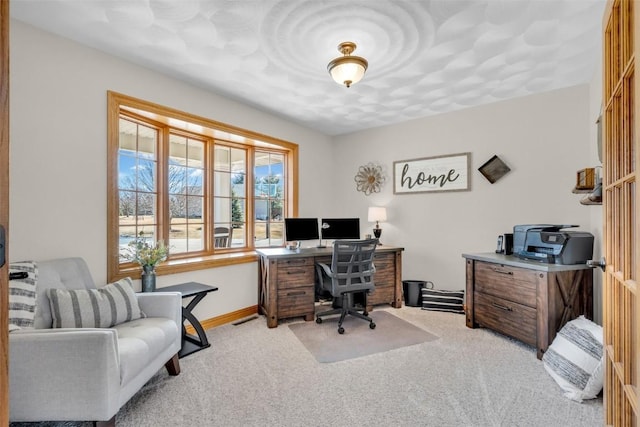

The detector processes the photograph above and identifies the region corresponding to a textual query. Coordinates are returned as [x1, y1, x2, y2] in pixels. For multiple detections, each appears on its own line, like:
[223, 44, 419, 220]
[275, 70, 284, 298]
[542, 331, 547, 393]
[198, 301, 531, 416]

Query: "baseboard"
[185, 305, 258, 334]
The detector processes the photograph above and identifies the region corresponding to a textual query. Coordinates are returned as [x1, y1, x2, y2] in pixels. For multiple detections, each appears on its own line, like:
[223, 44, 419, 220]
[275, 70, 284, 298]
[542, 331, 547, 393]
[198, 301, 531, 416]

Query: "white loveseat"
[9, 258, 182, 426]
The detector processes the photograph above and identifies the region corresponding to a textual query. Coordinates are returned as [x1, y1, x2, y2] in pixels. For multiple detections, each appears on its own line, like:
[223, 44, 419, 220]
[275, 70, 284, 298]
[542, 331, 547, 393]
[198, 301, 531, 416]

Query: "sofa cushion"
[48, 277, 145, 328]
[34, 257, 96, 329]
[542, 315, 604, 402]
[8, 261, 38, 332]
[114, 317, 180, 386]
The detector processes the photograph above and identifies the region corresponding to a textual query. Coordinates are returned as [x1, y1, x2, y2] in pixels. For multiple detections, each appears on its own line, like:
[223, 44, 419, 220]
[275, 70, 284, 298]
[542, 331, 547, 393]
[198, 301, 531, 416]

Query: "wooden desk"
[257, 245, 403, 328]
[462, 253, 593, 359]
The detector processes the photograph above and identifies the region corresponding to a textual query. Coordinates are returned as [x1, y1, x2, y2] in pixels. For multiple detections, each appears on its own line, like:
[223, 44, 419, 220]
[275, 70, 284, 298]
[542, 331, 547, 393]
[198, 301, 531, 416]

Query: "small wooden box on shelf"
[573, 167, 595, 193]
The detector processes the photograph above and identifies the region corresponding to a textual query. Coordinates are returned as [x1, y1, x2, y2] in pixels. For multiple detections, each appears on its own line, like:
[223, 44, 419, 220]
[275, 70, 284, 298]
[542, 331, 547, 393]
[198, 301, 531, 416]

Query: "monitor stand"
[316, 238, 326, 249]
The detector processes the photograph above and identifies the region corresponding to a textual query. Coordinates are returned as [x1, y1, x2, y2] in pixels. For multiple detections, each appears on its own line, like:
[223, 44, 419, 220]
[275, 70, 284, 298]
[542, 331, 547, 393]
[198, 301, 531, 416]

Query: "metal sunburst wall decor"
[354, 162, 386, 195]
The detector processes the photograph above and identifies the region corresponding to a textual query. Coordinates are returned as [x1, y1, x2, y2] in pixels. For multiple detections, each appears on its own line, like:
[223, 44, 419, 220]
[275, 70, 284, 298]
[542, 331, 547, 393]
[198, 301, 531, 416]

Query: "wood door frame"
[0, 0, 9, 425]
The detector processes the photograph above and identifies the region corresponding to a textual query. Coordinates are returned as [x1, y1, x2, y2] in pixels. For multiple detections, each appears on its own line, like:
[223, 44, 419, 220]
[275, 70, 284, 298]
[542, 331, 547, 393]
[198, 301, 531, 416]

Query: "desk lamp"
[368, 207, 387, 243]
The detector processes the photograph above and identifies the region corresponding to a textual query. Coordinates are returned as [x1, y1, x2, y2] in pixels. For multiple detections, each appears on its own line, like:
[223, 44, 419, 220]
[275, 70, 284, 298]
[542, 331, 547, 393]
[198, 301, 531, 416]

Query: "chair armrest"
[9, 328, 121, 420]
[136, 291, 182, 329]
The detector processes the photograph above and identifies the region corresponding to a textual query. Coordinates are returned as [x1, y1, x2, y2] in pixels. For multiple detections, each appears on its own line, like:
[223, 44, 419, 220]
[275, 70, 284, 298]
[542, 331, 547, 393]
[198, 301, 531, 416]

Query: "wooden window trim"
[107, 91, 298, 282]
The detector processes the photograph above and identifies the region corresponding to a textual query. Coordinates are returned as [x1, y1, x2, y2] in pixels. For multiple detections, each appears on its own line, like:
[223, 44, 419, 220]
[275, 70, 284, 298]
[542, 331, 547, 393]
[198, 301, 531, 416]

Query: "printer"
[513, 224, 594, 265]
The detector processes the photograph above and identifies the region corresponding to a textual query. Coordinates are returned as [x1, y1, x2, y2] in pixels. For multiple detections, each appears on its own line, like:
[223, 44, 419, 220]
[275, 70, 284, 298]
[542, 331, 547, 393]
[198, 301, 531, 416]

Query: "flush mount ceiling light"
[327, 41, 368, 88]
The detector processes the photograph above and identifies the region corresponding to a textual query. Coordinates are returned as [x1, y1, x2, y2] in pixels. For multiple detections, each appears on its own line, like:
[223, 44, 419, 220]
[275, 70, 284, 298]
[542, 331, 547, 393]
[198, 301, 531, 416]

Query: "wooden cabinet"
[463, 253, 593, 359]
[258, 246, 403, 328]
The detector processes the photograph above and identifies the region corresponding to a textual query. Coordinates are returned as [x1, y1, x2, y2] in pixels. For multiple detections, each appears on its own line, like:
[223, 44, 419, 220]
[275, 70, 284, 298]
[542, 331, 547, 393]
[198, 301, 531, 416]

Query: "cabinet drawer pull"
[492, 268, 513, 275]
[286, 290, 306, 297]
[492, 302, 513, 312]
[285, 259, 306, 265]
[286, 270, 306, 275]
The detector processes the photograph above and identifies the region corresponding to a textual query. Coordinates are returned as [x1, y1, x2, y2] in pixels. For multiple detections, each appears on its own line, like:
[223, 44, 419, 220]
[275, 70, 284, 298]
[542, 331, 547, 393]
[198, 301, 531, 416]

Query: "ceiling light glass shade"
[328, 42, 368, 88]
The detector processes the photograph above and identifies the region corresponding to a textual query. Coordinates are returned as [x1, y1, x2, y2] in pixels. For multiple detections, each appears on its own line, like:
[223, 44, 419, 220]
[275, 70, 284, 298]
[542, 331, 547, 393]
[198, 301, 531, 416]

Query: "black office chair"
[315, 238, 378, 334]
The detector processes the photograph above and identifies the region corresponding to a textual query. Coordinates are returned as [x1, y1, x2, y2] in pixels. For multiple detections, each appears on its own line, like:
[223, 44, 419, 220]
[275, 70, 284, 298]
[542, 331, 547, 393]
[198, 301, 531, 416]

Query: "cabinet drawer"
[277, 258, 315, 289]
[475, 262, 538, 307]
[474, 292, 537, 347]
[277, 287, 314, 318]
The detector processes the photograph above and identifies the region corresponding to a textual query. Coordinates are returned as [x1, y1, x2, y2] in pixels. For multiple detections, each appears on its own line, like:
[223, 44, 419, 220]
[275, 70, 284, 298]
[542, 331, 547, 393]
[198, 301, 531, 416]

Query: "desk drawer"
[474, 291, 537, 346]
[277, 288, 314, 318]
[277, 258, 315, 289]
[475, 261, 538, 307]
[368, 284, 395, 306]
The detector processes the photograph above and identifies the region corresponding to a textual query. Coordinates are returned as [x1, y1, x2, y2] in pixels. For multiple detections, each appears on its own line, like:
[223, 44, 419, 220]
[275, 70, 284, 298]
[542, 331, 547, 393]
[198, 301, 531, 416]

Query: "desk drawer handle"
[492, 268, 513, 275]
[286, 290, 306, 297]
[492, 302, 513, 312]
[286, 270, 306, 275]
[285, 260, 306, 265]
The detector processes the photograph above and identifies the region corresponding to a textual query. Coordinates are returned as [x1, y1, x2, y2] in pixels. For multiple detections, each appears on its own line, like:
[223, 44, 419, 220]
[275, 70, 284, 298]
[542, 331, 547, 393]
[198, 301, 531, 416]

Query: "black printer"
[513, 224, 594, 265]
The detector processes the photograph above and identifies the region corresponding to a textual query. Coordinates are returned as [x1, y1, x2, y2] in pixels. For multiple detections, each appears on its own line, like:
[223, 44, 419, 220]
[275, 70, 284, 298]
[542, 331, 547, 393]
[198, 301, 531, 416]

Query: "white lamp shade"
[368, 207, 387, 223]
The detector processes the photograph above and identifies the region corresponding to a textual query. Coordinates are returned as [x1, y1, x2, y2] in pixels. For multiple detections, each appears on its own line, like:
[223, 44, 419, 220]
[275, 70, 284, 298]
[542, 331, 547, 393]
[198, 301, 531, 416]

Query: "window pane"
[137, 125, 157, 159]
[119, 191, 136, 217]
[137, 159, 157, 192]
[232, 173, 245, 197]
[169, 165, 187, 194]
[169, 134, 187, 163]
[137, 193, 156, 219]
[170, 195, 186, 220]
[271, 222, 284, 246]
[188, 140, 204, 168]
[187, 195, 203, 220]
[214, 146, 230, 171]
[214, 171, 231, 197]
[255, 199, 268, 221]
[188, 224, 204, 251]
[187, 168, 203, 195]
[232, 198, 245, 225]
[231, 148, 246, 173]
[118, 153, 136, 190]
[214, 198, 231, 223]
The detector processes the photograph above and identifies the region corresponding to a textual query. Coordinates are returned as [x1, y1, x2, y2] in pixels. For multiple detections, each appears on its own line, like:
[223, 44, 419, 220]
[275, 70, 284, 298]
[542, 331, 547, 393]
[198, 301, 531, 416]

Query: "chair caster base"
[338, 327, 345, 334]
[370, 322, 376, 329]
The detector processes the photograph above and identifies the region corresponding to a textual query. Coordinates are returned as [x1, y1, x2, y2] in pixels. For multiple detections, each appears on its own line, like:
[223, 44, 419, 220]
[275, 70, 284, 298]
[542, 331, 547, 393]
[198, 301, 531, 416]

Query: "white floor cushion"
[542, 315, 604, 402]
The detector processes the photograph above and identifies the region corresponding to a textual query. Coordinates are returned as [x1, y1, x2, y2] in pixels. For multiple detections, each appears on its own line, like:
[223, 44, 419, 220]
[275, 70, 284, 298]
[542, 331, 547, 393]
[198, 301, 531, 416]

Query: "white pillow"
[8, 261, 38, 332]
[542, 315, 604, 402]
[48, 277, 145, 328]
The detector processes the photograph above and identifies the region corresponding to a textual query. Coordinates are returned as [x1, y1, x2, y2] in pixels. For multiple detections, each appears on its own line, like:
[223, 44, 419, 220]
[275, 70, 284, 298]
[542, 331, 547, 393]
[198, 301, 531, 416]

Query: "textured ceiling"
[11, 0, 605, 136]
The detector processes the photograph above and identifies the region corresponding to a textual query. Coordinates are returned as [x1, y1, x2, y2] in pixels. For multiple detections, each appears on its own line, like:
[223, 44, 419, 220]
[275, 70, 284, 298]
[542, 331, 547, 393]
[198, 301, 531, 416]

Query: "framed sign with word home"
[393, 152, 471, 194]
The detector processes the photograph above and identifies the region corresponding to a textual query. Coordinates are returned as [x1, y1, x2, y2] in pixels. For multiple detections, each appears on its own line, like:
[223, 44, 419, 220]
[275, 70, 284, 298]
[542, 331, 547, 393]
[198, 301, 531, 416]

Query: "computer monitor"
[320, 218, 360, 240]
[284, 218, 319, 242]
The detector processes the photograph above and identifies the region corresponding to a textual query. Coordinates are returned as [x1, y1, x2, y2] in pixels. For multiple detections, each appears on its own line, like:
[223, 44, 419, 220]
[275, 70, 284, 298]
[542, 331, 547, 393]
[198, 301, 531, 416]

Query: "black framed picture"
[478, 155, 511, 184]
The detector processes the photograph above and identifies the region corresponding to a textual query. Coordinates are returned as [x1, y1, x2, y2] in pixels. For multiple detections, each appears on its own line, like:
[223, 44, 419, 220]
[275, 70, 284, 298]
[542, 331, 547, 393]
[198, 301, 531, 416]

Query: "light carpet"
[10, 307, 603, 427]
[288, 310, 438, 363]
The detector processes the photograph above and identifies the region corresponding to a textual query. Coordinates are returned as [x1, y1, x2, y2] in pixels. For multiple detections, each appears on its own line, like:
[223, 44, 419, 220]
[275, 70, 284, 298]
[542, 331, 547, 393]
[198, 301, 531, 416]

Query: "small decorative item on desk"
[125, 232, 169, 292]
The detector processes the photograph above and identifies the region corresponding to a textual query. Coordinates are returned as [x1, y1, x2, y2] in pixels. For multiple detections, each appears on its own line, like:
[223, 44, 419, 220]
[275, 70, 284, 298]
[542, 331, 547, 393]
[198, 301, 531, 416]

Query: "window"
[108, 92, 298, 281]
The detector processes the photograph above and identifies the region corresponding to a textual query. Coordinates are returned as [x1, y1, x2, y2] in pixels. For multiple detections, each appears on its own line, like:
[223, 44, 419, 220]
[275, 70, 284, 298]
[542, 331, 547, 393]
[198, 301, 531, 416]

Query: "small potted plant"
[126, 232, 169, 292]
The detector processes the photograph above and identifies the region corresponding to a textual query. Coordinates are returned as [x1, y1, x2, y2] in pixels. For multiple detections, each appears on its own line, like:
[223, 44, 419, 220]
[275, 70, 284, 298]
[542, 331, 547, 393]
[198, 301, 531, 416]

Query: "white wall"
[9, 20, 333, 321]
[333, 86, 594, 291]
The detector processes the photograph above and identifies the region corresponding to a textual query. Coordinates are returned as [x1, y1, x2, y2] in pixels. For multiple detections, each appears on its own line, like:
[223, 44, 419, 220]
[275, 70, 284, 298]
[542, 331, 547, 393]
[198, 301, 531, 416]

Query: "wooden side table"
[159, 282, 218, 358]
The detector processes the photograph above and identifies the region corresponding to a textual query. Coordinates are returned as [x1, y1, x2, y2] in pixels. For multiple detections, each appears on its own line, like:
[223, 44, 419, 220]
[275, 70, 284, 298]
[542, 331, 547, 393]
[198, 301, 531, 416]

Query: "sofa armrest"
[9, 328, 121, 421]
[136, 291, 182, 329]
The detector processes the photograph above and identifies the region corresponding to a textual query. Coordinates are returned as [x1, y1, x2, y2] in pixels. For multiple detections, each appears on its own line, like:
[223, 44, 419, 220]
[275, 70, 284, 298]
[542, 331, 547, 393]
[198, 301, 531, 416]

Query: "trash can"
[402, 280, 426, 307]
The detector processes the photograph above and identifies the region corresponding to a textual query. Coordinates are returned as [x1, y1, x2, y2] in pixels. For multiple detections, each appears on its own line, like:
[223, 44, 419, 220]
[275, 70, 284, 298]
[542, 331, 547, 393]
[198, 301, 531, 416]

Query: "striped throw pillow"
[9, 261, 38, 332]
[421, 288, 465, 314]
[48, 277, 145, 328]
[542, 315, 604, 402]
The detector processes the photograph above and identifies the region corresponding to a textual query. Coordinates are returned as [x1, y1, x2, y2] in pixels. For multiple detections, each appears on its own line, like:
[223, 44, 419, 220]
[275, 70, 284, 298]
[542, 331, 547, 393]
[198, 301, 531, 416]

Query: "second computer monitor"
[320, 218, 360, 240]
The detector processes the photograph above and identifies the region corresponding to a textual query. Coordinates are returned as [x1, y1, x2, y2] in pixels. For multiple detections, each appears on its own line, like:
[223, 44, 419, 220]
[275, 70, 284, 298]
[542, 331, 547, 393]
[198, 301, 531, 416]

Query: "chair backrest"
[214, 227, 232, 248]
[329, 239, 378, 295]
